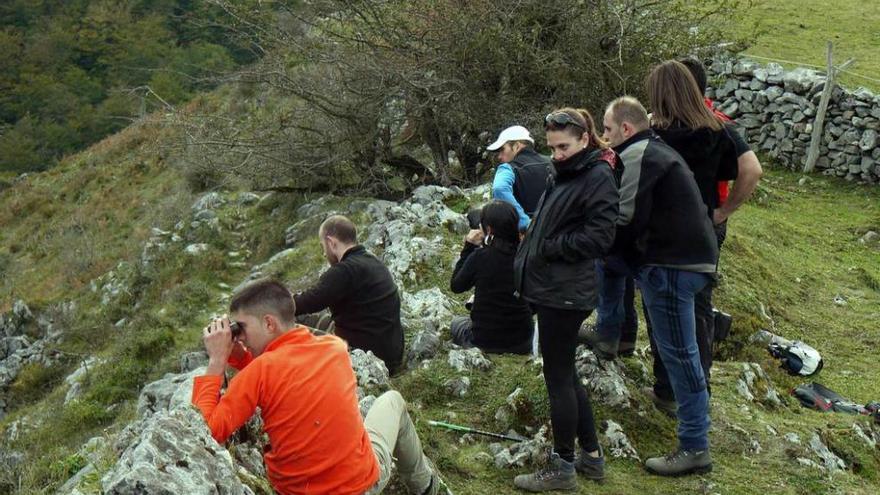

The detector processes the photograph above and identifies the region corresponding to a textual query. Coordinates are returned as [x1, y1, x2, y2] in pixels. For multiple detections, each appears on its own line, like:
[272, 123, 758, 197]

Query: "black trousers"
[648, 222, 726, 401]
[536, 305, 599, 460]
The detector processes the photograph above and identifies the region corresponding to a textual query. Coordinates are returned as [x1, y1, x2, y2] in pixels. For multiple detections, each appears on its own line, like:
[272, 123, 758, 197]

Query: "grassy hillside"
[740, 0, 880, 91]
[0, 2, 878, 490]
[0, 108, 878, 494]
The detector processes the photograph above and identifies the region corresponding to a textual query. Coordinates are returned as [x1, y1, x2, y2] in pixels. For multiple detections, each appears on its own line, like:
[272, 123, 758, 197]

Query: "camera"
[230, 320, 244, 339]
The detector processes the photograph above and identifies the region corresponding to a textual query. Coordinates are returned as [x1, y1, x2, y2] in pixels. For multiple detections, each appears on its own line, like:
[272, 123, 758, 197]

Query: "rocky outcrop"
[0, 301, 65, 418]
[575, 347, 631, 409]
[448, 348, 493, 373]
[101, 407, 253, 495]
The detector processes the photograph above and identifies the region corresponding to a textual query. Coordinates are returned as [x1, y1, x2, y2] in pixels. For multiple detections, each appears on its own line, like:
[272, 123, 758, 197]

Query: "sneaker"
[644, 448, 712, 477]
[574, 446, 605, 481]
[642, 386, 677, 418]
[514, 452, 577, 492]
[581, 328, 619, 360]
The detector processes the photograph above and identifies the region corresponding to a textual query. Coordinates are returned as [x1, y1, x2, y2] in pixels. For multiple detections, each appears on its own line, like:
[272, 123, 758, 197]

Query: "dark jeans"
[638, 266, 712, 451]
[450, 316, 531, 355]
[648, 222, 726, 400]
[535, 305, 599, 461]
[595, 256, 639, 348]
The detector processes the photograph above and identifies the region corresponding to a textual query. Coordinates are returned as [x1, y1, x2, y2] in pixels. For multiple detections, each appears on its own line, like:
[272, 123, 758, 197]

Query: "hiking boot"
[514, 452, 577, 492]
[581, 328, 619, 360]
[642, 386, 677, 418]
[574, 446, 605, 481]
[617, 341, 636, 358]
[645, 448, 712, 477]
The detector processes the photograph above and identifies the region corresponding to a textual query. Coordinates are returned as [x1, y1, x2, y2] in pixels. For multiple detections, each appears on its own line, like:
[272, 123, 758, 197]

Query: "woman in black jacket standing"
[512, 108, 620, 492]
[449, 200, 533, 354]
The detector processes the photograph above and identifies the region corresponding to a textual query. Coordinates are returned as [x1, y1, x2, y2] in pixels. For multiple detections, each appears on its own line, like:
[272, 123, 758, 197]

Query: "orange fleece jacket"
[192, 327, 379, 495]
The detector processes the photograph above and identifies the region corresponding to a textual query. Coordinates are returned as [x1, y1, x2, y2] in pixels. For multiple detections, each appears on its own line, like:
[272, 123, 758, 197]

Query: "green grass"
[739, 0, 880, 91]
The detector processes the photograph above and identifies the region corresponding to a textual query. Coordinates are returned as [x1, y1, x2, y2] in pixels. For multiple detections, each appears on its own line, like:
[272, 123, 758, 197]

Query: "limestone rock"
[860, 231, 879, 244]
[491, 425, 550, 469]
[406, 322, 442, 367]
[237, 192, 261, 206]
[602, 420, 639, 461]
[185, 243, 210, 256]
[137, 367, 205, 418]
[101, 407, 252, 495]
[808, 433, 846, 472]
[64, 357, 100, 405]
[350, 349, 390, 389]
[359, 394, 377, 418]
[783, 68, 820, 94]
[575, 348, 630, 408]
[401, 288, 454, 331]
[448, 348, 492, 373]
[192, 192, 226, 212]
[860, 129, 878, 151]
[180, 351, 209, 372]
[444, 376, 471, 398]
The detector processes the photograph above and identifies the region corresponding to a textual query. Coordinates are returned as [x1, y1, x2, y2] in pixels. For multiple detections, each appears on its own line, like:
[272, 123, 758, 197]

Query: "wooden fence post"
[804, 42, 855, 173]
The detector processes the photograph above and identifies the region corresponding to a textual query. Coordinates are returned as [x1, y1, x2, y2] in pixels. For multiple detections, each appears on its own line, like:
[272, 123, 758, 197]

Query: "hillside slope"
[0, 108, 878, 493]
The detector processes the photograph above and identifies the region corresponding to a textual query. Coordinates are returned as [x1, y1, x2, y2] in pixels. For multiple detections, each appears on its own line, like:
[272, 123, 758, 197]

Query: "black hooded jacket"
[514, 148, 619, 311]
[653, 124, 739, 214]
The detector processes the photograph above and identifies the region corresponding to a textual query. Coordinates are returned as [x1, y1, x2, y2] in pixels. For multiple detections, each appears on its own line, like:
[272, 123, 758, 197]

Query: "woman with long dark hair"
[512, 108, 619, 491]
[449, 200, 533, 354]
[637, 59, 739, 477]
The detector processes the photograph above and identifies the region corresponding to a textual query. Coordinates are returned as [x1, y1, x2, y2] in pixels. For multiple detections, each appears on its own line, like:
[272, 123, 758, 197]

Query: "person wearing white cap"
[487, 125, 552, 232]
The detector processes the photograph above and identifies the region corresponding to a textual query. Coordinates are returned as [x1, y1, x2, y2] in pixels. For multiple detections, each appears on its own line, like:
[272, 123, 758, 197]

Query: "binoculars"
[229, 320, 244, 339]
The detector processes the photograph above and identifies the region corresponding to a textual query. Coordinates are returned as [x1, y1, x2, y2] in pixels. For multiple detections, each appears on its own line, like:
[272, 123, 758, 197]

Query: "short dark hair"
[320, 215, 357, 244]
[230, 278, 296, 325]
[678, 57, 708, 94]
[606, 96, 650, 130]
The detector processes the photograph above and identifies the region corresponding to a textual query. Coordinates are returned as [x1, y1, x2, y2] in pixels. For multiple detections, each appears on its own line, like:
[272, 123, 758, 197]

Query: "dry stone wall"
[706, 55, 880, 183]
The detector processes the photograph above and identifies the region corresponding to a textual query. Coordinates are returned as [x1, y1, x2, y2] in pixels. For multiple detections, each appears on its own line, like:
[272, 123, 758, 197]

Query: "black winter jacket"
[514, 148, 619, 311]
[293, 245, 404, 372]
[450, 242, 533, 352]
[611, 129, 719, 272]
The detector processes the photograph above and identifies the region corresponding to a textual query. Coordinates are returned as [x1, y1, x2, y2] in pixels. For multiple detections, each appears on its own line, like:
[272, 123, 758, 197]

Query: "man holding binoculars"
[193, 279, 444, 495]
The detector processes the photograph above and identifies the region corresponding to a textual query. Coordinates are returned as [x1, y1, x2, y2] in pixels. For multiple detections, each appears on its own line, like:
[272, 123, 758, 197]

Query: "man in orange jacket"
[192, 278, 443, 495]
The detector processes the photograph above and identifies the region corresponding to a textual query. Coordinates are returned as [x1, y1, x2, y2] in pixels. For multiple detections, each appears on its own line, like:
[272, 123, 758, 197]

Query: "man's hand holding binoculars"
[203, 315, 239, 376]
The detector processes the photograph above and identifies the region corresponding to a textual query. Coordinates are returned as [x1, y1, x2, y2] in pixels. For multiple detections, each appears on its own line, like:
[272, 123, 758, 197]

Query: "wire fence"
[741, 53, 880, 86]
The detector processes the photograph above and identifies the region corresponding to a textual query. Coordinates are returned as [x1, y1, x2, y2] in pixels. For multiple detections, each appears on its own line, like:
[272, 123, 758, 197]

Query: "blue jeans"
[637, 266, 712, 451]
[595, 257, 638, 345]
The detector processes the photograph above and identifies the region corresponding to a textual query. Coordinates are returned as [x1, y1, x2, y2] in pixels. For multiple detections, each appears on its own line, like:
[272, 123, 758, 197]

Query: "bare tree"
[174, 0, 749, 193]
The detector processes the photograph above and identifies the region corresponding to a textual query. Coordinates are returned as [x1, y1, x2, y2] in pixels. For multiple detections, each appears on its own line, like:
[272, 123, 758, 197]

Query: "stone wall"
[705, 55, 880, 183]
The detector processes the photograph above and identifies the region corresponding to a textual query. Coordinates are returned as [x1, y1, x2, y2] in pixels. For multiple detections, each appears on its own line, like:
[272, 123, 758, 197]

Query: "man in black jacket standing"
[601, 96, 718, 477]
[294, 215, 404, 373]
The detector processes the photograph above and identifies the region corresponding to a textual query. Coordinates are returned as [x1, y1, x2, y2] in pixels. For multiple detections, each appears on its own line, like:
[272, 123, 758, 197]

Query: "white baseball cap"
[486, 125, 534, 151]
